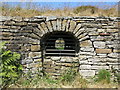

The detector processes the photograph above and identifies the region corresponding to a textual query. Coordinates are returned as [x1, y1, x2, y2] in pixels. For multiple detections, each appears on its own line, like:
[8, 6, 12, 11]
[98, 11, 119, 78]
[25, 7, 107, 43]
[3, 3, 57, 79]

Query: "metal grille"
[41, 31, 79, 56]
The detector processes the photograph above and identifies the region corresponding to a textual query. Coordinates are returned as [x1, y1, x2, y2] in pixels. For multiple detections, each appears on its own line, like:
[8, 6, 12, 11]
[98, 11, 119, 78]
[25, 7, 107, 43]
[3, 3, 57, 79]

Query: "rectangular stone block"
[80, 40, 93, 47]
[79, 70, 95, 77]
[13, 22, 27, 26]
[113, 49, 120, 53]
[57, 19, 62, 31]
[73, 24, 82, 34]
[106, 29, 119, 32]
[38, 24, 45, 34]
[80, 65, 91, 69]
[69, 20, 76, 32]
[107, 53, 119, 58]
[1, 32, 13, 36]
[96, 49, 112, 54]
[80, 47, 94, 52]
[46, 21, 53, 32]
[40, 22, 48, 33]
[91, 66, 109, 70]
[93, 41, 106, 48]
[29, 52, 41, 58]
[33, 58, 42, 63]
[62, 20, 67, 31]
[97, 29, 105, 32]
[78, 33, 87, 39]
[32, 63, 42, 68]
[21, 45, 31, 51]
[66, 20, 71, 32]
[88, 31, 99, 36]
[79, 51, 96, 55]
[0, 25, 10, 29]
[31, 45, 40, 51]
[51, 21, 57, 31]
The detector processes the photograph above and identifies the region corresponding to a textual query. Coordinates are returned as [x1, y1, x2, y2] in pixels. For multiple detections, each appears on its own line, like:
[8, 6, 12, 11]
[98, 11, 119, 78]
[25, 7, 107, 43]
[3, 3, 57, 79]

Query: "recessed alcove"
[40, 31, 80, 57]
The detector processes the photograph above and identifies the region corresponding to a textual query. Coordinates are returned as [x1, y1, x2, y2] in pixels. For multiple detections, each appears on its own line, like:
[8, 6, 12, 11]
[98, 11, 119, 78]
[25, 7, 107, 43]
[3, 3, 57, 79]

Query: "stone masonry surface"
[0, 16, 120, 78]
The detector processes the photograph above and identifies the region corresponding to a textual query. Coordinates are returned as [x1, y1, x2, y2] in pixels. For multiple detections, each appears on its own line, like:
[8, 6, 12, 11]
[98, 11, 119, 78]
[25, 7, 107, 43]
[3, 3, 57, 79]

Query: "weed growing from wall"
[94, 69, 111, 83]
[0, 42, 22, 88]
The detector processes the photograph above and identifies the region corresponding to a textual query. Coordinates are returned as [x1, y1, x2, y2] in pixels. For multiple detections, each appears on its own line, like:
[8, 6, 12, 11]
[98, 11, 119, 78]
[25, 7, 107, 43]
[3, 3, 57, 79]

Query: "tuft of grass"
[94, 69, 111, 83]
[8, 68, 119, 88]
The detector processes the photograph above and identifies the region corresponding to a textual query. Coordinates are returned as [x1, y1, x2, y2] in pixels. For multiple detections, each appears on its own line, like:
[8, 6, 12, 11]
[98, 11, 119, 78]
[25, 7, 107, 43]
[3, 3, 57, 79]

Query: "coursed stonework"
[0, 16, 120, 79]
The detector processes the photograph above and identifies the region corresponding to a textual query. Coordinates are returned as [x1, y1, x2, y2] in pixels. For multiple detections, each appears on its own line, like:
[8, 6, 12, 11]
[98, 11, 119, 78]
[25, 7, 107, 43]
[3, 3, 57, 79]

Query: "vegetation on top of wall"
[0, 3, 118, 17]
[73, 5, 99, 14]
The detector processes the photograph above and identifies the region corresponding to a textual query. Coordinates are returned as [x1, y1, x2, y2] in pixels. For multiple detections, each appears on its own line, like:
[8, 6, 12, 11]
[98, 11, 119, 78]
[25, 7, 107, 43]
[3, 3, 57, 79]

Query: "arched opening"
[41, 31, 80, 57]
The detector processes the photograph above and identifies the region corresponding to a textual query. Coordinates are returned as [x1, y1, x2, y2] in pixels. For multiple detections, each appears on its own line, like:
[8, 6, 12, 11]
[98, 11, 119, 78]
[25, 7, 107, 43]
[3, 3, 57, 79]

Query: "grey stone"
[46, 16, 57, 21]
[79, 60, 89, 64]
[97, 54, 107, 57]
[79, 36, 90, 41]
[57, 19, 62, 31]
[79, 70, 95, 77]
[0, 16, 12, 21]
[90, 36, 105, 41]
[106, 58, 118, 62]
[25, 58, 33, 64]
[33, 58, 42, 63]
[51, 21, 57, 31]
[46, 21, 53, 32]
[79, 65, 91, 69]
[108, 53, 119, 58]
[97, 29, 105, 32]
[34, 16, 46, 19]
[80, 47, 94, 52]
[73, 24, 82, 34]
[80, 40, 93, 47]
[29, 52, 41, 58]
[91, 66, 109, 70]
[79, 51, 96, 56]
[93, 41, 106, 48]
[51, 57, 61, 61]
[21, 60, 26, 65]
[88, 31, 99, 36]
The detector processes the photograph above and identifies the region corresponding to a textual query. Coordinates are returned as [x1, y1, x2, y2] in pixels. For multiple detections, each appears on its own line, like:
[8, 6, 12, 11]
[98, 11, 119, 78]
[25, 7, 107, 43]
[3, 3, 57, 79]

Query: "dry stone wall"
[0, 16, 120, 79]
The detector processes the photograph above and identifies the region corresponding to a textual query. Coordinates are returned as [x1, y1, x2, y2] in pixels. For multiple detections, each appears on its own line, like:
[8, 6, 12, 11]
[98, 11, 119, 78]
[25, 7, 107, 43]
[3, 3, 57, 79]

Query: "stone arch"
[40, 31, 80, 57]
[37, 18, 91, 42]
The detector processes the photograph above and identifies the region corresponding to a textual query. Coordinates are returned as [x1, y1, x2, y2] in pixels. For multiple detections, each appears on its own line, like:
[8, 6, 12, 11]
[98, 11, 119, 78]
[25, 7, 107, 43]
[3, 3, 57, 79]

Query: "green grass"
[7, 68, 119, 88]
[94, 69, 111, 83]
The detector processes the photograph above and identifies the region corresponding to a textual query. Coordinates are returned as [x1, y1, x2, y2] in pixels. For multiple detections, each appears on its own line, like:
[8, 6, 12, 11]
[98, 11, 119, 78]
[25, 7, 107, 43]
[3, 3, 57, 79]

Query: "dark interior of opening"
[41, 31, 80, 56]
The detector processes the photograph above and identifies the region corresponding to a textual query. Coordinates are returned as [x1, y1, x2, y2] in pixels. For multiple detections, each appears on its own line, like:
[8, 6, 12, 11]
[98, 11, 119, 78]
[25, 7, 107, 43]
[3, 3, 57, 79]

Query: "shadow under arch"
[40, 31, 80, 57]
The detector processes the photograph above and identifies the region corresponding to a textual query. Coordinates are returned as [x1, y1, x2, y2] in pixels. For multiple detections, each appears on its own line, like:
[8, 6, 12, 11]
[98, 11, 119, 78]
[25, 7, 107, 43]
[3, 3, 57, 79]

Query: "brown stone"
[1, 32, 12, 36]
[4, 21, 15, 25]
[44, 68, 55, 73]
[80, 40, 92, 47]
[13, 22, 27, 26]
[99, 33, 110, 36]
[34, 59, 42, 63]
[106, 29, 119, 32]
[29, 52, 41, 57]
[0, 25, 10, 29]
[113, 49, 120, 53]
[0, 37, 13, 40]
[21, 45, 31, 51]
[31, 45, 40, 51]
[96, 49, 112, 54]
[33, 63, 42, 68]
[89, 32, 99, 36]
